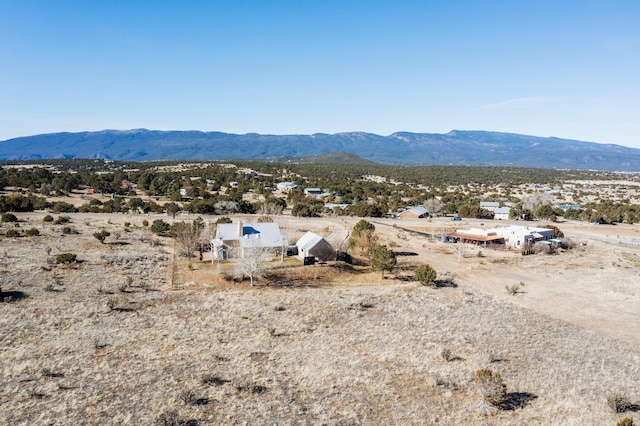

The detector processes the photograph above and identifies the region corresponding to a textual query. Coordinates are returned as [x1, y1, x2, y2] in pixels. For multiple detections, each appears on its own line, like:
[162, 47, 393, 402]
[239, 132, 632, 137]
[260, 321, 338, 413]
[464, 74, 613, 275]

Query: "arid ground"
[1, 212, 638, 425]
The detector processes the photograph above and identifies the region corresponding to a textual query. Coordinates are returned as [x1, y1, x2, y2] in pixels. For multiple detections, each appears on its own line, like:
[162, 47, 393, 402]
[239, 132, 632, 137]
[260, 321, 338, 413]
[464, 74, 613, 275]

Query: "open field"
[1, 213, 639, 425]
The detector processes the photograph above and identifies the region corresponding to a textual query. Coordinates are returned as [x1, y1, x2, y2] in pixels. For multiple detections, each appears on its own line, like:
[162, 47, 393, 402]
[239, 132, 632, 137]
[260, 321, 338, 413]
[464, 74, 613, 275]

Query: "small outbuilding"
[296, 231, 336, 262]
[398, 206, 428, 219]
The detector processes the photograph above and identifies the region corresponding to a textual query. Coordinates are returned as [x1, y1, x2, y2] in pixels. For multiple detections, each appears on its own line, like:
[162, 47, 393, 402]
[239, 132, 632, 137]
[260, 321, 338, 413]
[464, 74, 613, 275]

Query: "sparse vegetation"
[1, 164, 640, 424]
[25, 228, 40, 236]
[54, 215, 71, 225]
[55, 253, 77, 264]
[5, 229, 20, 238]
[1, 212, 18, 222]
[505, 281, 525, 296]
[474, 368, 508, 414]
[93, 229, 111, 244]
[608, 393, 632, 413]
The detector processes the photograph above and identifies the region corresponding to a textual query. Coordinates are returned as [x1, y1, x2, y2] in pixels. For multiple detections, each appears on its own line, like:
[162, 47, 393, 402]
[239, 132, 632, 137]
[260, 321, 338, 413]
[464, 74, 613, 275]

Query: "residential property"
[494, 206, 511, 220]
[497, 225, 554, 249]
[557, 204, 581, 211]
[447, 225, 554, 249]
[480, 201, 500, 212]
[276, 181, 298, 191]
[304, 188, 323, 197]
[398, 206, 429, 219]
[212, 221, 286, 260]
[296, 231, 336, 262]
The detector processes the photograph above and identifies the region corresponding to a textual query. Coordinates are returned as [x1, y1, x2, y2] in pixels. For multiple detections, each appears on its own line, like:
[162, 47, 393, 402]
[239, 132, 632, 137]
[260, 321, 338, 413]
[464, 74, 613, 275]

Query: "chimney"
[237, 221, 243, 237]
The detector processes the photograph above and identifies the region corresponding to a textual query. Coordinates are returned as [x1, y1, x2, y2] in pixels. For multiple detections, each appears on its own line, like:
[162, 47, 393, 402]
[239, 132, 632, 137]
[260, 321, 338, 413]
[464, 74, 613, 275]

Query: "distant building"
[494, 207, 511, 220]
[480, 201, 500, 212]
[557, 204, 581, 211]
[398, 206, 429, 219]
[276, 182, 298, 191]
[304, 188, 323, 197]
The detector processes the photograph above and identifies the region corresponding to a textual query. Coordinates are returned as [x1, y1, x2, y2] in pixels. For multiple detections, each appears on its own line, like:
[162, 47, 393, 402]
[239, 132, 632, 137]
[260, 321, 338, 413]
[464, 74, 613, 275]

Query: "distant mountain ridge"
[1, 129, 639, 171]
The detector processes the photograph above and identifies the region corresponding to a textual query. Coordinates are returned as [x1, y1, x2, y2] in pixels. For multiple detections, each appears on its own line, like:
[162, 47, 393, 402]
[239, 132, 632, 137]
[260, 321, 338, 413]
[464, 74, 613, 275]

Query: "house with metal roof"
[398, 206, 429, 219]
[494, 206, 511, 220]
[447, 225, 554, 249]
[480, 201, 500, 212]
[212, 221, 286, 259]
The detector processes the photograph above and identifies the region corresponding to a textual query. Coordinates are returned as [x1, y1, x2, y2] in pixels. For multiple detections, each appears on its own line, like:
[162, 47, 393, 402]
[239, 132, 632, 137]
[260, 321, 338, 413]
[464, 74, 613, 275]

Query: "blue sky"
[1, 1, 639, 147]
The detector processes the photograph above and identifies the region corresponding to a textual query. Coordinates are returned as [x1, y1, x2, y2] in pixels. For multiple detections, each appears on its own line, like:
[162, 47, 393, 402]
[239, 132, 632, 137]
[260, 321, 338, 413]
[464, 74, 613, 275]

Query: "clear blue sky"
[1, 1, 639, 147]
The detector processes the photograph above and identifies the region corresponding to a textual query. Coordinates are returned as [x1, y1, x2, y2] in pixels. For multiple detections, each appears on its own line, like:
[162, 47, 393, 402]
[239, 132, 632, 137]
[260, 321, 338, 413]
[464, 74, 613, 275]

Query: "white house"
[276, 182, 298, 191]
[447, 225, 554, 249]
[212, 221, 286, 259]
[494, 207, 511, 220]
[296, 231, 336, 262]
[495, 225, 554, 249]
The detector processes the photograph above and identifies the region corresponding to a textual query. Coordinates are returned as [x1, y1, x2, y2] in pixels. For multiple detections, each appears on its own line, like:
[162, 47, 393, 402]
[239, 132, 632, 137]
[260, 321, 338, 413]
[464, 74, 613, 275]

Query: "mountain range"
[1, 129, 639, 171]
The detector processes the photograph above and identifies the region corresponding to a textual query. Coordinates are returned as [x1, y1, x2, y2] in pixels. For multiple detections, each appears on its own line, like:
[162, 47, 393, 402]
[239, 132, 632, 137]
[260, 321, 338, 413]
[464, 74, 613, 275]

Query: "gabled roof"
[296, 231, 326, 251]
[216, 222, 285, 248]
[480, 201, 500, 208]
[400, 206, 428, 217]
[409, 206, 428, 215]
[494, 207, 511, 214]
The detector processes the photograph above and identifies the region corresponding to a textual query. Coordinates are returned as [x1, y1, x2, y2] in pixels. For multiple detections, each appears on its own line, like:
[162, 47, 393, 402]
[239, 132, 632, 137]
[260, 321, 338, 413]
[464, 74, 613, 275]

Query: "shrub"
[616, 417, 635, 426]
[608, 393, 632, 413]
[62, 226, 79, 235]
[505, 282, 524, 296]
[202, 374, 229, 386]
[43, 214, 54, 222]
[179, 389, 198, 405]
[106, 296, 119, 311]
[55, 253, 77, 264]
[415, 264, 437, 286]
[93, 230, 111, 244]
[1, 213, 18, 222]
[142, 219, 149, 227]
[155, 410, 183, 426]
[54, 215, 71, 224]
[441, 348, 453, 362]
[150, 219, 171, 236]
[475, 368, 507, 409]
[5, 229, 20, 238]
[25, 228, 40, 236]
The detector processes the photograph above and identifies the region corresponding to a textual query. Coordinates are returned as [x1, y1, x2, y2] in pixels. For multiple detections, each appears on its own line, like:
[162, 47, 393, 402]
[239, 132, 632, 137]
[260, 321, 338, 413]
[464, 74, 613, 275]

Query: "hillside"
[1, 129, 640, 171]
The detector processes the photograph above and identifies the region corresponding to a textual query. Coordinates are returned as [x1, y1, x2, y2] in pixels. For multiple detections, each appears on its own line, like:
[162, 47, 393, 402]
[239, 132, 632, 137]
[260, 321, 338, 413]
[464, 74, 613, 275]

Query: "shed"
[296, 231, 336, 262]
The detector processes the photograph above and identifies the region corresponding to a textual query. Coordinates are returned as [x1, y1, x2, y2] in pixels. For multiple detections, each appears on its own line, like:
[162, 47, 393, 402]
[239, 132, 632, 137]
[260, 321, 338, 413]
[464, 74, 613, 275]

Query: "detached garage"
[296, 231, 336, 262]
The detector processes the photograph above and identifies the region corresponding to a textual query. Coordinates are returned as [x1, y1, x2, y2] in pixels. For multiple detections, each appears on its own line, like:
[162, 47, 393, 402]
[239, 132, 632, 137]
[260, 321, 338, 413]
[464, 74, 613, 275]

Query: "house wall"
[399, 211, 419, 219]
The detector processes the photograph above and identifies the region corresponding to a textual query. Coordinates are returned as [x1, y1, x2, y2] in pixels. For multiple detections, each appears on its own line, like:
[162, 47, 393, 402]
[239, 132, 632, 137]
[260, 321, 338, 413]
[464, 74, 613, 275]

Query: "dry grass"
[1, 213, 639, 425]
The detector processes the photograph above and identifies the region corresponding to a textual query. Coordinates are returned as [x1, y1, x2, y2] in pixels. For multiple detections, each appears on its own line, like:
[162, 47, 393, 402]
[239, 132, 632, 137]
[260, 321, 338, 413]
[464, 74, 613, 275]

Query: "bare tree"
[234, 247, 270, 286]
[258, 201, 284, 216]
[214, 201, 239, 214]
[522, 192, 554, 212]
[172, 219, 204, 258]
[423, 198, 444, 217]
